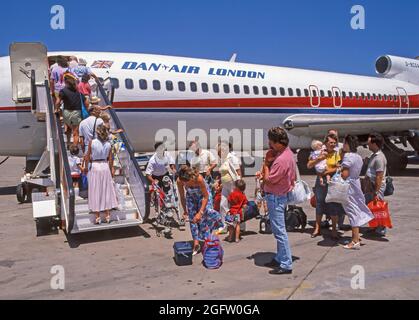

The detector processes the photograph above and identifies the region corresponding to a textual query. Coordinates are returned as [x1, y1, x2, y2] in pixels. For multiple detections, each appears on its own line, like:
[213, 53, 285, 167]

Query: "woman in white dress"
[341, 135, 374, 250]
[85, 124, 118, 224]
[217, 141, 242, 217]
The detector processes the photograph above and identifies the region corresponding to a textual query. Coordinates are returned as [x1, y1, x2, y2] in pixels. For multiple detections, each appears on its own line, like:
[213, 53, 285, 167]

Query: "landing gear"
[297, 149, 314, 175]
[16, 183, 26, 203]
[383, 140, 408, 175]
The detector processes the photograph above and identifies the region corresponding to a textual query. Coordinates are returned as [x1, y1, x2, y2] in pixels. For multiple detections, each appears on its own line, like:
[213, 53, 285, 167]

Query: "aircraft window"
[320, 90, 325, 97]
[223, 84, 230, 94]
[349, 92, 353, 99]
[244, 85, 250, 94]
[394, 95, 398, 101]
[125, 78, 134, 90]
[178, 81, 186, 92]
[288, 88, 294, 96]
[234, 85, 240, 94]
[166, 80, 174, 91]
[304, 89, 309, 97]
[361, 92, 365, 100]
[271, 87, 277, 96]
[190, 82, 197, 92]
[280, 87, 285, 96]
[342, 91, 347, 98]
[201, 83, 209, 93]
[372, 93, 377, 100]
[262, 86, 268, 95]
[378, 94, 382, 100]
[296, 88, 302, 97]
[110, 78, 120, 89]
[312, 90, 317, 97]
[253, 86, 259, 95]
[367, 93, 371, 100]
[383, 94, 387, 101]
[213, 83, 220, 93]
[139, 79, 147, 90]
[153, 80, 161, 91]
[335, 91, 340, 97]
[389, 95, 393, 101]
[328, 90, 332, 97]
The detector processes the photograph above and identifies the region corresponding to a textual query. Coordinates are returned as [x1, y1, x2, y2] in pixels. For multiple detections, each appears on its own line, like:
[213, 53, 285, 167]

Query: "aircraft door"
[332, 86, 342, 108]
[9, 42, 48, 103]
[309, 85, 320, 107]
[396, 87, 409, 114]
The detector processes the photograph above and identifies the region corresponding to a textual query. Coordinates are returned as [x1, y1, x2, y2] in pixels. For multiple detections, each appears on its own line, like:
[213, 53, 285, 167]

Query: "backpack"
[202, 235, 223, 269]
[285, 205, 307, 232]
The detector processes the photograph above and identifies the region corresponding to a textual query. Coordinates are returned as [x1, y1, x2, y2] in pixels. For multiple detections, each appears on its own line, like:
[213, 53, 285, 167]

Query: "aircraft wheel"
[16, 183, 26, 203]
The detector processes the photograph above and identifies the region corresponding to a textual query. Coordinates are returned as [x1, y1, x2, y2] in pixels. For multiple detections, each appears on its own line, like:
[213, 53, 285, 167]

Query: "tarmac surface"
[1, 156, 419, 300]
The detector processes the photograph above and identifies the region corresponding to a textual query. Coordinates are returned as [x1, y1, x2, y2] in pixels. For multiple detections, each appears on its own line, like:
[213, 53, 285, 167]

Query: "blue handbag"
[80, 94, 89, 120]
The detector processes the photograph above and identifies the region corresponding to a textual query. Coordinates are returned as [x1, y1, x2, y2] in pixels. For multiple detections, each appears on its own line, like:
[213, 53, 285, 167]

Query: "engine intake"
[375, 55, 419, 85]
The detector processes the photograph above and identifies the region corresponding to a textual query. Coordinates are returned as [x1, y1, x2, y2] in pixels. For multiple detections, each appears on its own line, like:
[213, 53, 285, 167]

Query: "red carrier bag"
[310, 195, 317, 208]
[367, 200, 393, 229]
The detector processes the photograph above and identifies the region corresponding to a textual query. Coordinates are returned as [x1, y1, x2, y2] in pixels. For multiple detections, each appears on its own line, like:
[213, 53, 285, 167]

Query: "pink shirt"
[263, 147, 296, 196]
[78, 82, 91, 96]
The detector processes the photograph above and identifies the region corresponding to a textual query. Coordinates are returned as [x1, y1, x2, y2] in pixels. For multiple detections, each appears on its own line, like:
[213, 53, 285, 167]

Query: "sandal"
[192, 244, 201, 256]
[95, 217, 101, 225]
[343, 241, 361, 250]
[311, 231, 321, 238]
[105, 216, 111, 224]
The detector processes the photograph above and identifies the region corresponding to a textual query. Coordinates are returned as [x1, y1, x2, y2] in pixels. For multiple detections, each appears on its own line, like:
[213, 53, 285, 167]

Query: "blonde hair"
[311, 140, 323, 151]
[96, 124, 109, 142]
[100, 112, 111, 122]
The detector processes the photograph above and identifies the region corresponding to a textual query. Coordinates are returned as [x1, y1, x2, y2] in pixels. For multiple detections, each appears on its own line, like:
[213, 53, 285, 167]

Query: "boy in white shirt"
[68, 144, 83, 187]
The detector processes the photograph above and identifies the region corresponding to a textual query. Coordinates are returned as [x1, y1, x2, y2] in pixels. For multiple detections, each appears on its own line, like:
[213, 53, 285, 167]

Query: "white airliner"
[1, 43, 419, 171]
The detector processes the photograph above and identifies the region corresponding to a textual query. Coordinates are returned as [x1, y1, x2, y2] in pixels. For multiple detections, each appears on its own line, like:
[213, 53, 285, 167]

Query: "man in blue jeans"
[262, 127, 296, 275]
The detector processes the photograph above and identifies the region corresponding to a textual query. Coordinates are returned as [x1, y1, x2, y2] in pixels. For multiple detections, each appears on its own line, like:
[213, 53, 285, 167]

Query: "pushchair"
[150, 174, 184, 237]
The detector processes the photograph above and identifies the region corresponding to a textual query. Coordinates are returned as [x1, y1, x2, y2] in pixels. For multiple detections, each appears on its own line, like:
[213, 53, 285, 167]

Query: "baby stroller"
[150, 174, 184, 237]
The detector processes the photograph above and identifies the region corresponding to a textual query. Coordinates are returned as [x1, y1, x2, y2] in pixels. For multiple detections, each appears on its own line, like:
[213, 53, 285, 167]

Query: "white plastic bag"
[287, 165, 312, 205]
[325, 172, 350, 204]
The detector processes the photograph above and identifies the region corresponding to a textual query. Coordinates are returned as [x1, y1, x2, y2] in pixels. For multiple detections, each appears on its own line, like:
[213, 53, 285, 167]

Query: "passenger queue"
[51, 55, 393, 276]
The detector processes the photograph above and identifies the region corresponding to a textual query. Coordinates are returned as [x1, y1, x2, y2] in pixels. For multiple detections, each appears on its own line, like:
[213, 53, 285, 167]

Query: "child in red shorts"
[226, 179, 248, 243]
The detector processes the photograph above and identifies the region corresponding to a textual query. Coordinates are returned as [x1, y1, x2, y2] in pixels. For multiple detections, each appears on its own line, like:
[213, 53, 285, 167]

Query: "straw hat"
[89, 96, 101, 105]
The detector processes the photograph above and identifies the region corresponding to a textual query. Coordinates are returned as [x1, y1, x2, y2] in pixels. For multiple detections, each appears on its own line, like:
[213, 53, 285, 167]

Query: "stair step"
[75, 205, 137, 216]
[71, 218, 142, 234]
[74, 209, 141, 229]
[74, 194, 134, 206]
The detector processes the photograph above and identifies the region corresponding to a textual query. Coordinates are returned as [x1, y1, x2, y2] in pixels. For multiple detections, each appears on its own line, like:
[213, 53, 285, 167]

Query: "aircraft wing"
[283, 113, 419, 137]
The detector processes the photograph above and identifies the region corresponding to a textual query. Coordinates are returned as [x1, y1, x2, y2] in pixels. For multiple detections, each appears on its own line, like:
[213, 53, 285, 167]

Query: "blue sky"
[0, 0, 418, 76]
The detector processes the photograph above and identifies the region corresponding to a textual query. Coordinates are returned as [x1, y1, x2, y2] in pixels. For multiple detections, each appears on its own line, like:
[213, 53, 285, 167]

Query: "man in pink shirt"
[262, 127, 296, 275]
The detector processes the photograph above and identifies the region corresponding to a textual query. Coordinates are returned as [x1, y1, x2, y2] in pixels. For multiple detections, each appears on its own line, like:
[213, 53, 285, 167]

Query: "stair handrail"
[95, 78, 150, 221]
[45, 80, 75, 232]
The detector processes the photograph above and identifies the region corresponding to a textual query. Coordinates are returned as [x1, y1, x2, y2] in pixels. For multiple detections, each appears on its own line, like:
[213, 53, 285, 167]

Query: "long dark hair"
[344, 134, 359, 153]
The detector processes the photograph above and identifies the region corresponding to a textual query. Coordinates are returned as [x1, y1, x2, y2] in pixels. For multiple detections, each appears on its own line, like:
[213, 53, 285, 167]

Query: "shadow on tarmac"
[65, 225, 151, 248]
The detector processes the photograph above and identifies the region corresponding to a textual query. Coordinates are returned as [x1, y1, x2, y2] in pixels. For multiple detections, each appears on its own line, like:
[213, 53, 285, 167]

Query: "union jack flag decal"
[91, 60, 114, 69]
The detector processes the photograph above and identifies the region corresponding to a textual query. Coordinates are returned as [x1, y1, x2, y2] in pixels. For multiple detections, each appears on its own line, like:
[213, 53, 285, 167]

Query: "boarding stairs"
[37, 79, 150, 233]
[9, 42, 150, 235]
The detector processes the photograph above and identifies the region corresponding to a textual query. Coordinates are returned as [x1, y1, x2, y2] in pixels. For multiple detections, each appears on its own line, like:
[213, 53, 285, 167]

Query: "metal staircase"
[10, 42, 150, 235]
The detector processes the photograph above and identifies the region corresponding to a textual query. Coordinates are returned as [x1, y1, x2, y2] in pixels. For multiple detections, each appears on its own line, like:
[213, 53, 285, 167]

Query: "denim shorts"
[314, 176, 344, 217]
